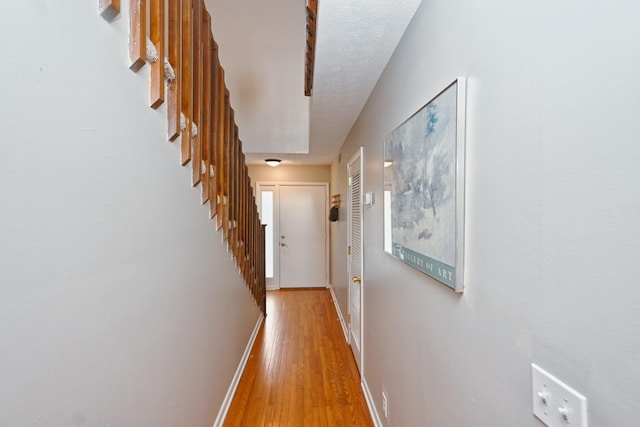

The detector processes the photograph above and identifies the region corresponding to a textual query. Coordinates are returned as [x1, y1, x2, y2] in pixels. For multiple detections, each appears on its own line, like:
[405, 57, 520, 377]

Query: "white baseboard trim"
[362, 376, 384, 427]
[212, 313, 264, 427]
[328, 284, 349, 342]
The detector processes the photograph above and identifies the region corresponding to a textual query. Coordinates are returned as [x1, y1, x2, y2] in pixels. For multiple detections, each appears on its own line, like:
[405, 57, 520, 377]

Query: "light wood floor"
[224, 289, 374, 426]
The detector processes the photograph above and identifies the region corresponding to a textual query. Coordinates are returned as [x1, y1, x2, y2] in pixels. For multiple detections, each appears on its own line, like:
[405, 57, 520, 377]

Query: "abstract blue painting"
[383, 78, 466, 292]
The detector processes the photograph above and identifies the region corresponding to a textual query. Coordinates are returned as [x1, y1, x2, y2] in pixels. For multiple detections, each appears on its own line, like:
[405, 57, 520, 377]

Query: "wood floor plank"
[224, 289, 373, 427]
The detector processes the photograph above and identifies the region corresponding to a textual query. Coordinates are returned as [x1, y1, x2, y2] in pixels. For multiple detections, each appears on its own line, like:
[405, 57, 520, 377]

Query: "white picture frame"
[383, 78, 467, 292]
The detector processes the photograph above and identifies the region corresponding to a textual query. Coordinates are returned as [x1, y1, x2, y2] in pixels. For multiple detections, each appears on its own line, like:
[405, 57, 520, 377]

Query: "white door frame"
[347, 148, 364, 374]
[256, 182, 329, 290]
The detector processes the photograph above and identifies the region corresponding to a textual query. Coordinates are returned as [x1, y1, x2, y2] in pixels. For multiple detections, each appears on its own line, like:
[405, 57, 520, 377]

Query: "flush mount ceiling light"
[265, 158, 281, 167]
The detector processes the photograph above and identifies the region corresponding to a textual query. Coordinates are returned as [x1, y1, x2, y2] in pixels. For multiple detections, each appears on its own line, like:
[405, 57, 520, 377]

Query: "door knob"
[352, 276, 361, 283]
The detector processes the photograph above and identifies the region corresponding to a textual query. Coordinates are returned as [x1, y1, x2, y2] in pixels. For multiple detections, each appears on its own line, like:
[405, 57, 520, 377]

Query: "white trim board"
[362, 376, 384, 427]
[213, 314, 264, 427]
[329, 284, 349, 342]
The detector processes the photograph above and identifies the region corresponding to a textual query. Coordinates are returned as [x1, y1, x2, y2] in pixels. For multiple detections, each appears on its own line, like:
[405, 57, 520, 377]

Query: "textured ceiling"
[206, 0, 423, 165]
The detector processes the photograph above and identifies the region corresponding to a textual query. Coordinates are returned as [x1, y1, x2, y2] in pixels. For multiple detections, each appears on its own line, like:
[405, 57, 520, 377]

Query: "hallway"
[224, 289, 373, 426]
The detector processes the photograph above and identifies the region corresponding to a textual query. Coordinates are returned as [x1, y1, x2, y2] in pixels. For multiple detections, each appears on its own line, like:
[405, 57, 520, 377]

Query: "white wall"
[332, 0, 640, 425]
[329, 158, 349, 329]
[248, 164, 330, 185]
[0, 2, 260, 426]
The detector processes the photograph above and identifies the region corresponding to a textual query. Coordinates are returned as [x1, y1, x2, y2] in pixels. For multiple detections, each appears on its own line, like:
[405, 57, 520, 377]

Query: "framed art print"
[383, 78, 466, 292]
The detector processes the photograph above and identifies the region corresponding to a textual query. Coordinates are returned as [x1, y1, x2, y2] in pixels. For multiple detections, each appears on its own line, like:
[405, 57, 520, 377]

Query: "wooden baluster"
[262, 221, 267, 313]
[236, 139, 242, 258]
[224, 106, 235, 244]
[234, 130, 240, 256]
[232, 134, 240, 257]
[241, 161, 249, 281]
[246, 167, 252, 283]
[239, 148, 246, 265]
[215, 74, 226, 230]
[259, 218, 263, 301]
[180, 0, 193, 166]
[149, 0, 165, 108]
[254, 208, 259, 298]
[129, 0, 146, 72]
[258, 208, 263, 304]
[230, 131, 236, 255]
[208, 42, 219, 218]
[245, 166, 252, 284]
[222, 95, 231, 241]
[240, 158, 247, 277]
[249, 171, 254, 285]
[226, 105, 233, 243]
[247, 192, 253, 286]
[251, 209, 256, 298]
[229, 124, 237, 252]
[260, 223, 266, 314]
[201, 11, 212, 204]
[248, 202, 254, 292]
[167, 0, 181, 141]
[247, 174, 252, 284]
[221, 97, 229, 240]
[191, 0, 203, 186]
[239, 160, 245, 276]
[99, 0, 120, 21]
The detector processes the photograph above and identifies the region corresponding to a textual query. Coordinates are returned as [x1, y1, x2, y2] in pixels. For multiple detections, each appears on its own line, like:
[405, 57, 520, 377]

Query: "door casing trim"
[347, 147, 364, 374]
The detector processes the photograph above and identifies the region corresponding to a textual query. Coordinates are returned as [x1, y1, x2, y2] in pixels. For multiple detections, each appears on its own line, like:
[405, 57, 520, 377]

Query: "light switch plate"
[365, 191, 375, 207]
[532, 363, 587, 427]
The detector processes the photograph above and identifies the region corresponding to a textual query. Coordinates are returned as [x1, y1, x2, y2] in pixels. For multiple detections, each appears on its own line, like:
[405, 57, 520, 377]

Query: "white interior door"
[348, 148, 364, 373]
[279, 185, 327, 288]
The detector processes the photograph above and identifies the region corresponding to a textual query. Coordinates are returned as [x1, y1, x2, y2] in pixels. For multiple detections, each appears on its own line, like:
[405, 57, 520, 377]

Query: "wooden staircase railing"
[99, 0, 266, 315]
[305, 0, 318, 96]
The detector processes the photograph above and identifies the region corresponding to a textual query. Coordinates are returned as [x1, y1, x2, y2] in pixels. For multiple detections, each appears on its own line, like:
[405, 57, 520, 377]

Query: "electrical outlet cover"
[382, 391, 388, 418]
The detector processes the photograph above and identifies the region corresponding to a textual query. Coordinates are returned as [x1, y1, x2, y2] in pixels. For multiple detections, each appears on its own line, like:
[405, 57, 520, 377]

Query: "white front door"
[279, 185, 327, 288]
[257, 183, 328, 289]
[348, 148, 364, 373]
